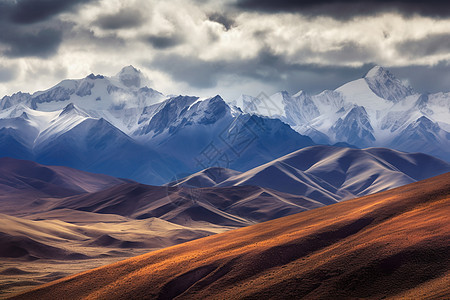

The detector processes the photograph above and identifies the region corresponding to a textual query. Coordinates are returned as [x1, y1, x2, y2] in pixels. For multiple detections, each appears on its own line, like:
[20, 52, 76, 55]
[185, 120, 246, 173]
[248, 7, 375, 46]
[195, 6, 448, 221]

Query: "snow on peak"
[117, 65, 143, 88]
[293, 90, 305, 98]
[86, 73, 105, 80]
[209, 94, 225, 103]
[193, 95, 230, 119]
[59, 103, 89, 117]
[363, 66, 413, 102]
[119, 65, 140, 75]
[62, 102, 76, 111]
[20, 112, 29, 120]
[364, 66, 386, 78]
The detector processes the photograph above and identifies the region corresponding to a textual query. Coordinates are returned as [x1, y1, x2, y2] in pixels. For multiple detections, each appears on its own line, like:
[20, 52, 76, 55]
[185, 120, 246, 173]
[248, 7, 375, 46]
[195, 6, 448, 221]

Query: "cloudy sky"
[0, 0, 449, 100]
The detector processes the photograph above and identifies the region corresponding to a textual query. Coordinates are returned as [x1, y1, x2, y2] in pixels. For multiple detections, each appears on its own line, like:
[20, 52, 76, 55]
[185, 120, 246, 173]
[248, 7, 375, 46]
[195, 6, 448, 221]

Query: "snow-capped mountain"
[0, 67, 314, 184]
[129, 94, 314, 179]
[233, 66, 450, 161]
[1, 65, 448, 184]
[0, 103, 186, 182]
[0, 66, 164, 134]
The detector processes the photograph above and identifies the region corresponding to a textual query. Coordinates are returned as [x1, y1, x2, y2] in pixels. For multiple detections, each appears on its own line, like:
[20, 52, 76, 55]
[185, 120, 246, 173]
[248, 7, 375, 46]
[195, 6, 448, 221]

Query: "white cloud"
[0, 0, 449, 100]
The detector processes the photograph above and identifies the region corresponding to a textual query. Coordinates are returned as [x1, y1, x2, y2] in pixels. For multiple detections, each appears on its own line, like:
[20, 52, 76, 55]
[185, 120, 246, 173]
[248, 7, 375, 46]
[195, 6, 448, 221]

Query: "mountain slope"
[363, 65, 414, 102]
[233, 66, 450, 161]
[0, 158, 323, 297]
[2, 65, 448, 185]
[11, 182, 325, 227]
[168, 167, 242, 188]
[0, 103, 188, 184]
[12, 173, 449, 300]
[0, 157, 131, 215]
[173, 145, 450, 203]
[389, 116, 450, 160]
[33, 116, 163, 181]
[132, 95, 315, 177]
[0, 73, 316, 184]
[0, 157, 128, 193]
[0, 157, 328, 244]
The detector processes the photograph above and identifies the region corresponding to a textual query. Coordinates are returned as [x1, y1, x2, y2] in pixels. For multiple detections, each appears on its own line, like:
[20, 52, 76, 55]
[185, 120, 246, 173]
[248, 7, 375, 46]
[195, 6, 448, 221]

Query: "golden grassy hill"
[11, 173, 450, 300]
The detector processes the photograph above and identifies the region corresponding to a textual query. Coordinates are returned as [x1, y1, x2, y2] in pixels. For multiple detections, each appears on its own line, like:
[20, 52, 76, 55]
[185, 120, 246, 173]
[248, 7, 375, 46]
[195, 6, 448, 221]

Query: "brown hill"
[0, 157, 130, 216]
[0, 157, 130, 195]
[16, 183, 324, 226]
[0, 159, 326, 298]
[0, 158, 328, 297]
[11, 172, 450, 299]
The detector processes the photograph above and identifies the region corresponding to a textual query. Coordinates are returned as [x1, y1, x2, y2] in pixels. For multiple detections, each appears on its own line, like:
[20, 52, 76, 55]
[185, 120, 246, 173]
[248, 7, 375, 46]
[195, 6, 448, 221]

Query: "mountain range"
[0, 67, 313, 184]
[0, 65, 449, 185]
[233, 66, 450, 161]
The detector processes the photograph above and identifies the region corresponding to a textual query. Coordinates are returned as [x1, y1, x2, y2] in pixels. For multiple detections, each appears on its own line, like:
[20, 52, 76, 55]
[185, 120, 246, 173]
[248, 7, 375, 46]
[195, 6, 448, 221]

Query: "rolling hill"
[11, 172, 449, 299]
[0, 157, 131, 216]
[0, 158, 322, 297]
[172, 145, 450, 203]
[0, 157, 130, 196]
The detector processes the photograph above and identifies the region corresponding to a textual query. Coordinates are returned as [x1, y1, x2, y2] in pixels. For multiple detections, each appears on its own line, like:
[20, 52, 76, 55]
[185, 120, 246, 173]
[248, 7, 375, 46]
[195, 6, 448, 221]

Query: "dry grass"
[10, 173, 450, 299]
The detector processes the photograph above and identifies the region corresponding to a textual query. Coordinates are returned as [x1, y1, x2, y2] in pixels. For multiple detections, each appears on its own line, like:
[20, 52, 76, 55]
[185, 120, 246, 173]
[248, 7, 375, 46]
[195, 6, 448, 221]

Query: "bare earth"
[0, 213, 230, 298]
[0, 157, 325, 298]
[9, 173, 450, 299]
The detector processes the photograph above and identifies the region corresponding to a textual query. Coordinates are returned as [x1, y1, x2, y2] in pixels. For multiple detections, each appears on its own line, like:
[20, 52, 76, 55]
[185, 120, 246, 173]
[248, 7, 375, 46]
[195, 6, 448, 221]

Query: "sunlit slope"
[12, 173, 450, 300]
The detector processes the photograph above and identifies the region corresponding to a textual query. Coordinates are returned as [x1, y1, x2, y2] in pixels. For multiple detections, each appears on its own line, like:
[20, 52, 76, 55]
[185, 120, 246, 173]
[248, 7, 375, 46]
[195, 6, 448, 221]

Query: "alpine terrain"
[1, 66, 449, 185]
[233, 66, 450, 161]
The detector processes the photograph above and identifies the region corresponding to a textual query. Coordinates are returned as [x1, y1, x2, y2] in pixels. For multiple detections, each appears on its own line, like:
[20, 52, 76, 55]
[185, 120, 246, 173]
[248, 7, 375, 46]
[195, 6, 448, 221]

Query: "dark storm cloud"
[95, 8, 145, 30]
[396, 33, 450, 57]
[0, 0, 93, 58]
[279, 64, 375, 93]
[207, 12, 236, 30]
[0, 26, 64, 58]
[148, 47, 374, 92]
[7, 0, 95, 24]
[145, 34, 185, 49]
[235, 0, 450, 18]
[151, 47, 450, 95]
[65, 26, 125, 48]
[230, 49, 375, 92]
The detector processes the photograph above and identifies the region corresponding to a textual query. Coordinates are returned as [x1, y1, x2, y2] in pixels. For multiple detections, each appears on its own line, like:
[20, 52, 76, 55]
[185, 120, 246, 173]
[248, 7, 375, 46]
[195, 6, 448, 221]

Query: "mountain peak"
[119, 65, 140, 75]
[117, 65, 143, 88]
[62, 102, 76, 111]
[86, 73, 105, 80]
[59, 103, 89, 117]
[292, 90, 305, 98]
[364, 65, 386, 78]
[363, 66, 413, 102]
[20, 112, 29, 120]
[364, 65, 400, 84]
[210, 94, 225, 102]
